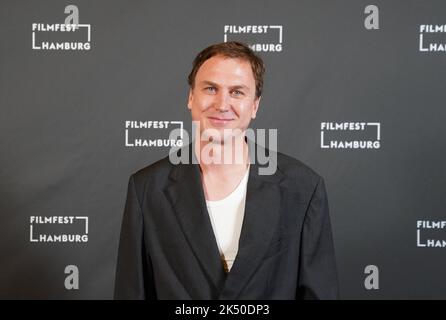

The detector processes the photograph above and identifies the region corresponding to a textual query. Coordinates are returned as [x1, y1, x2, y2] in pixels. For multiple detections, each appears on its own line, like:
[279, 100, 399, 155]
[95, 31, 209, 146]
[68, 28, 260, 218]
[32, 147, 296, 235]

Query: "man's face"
[188, 55, 260, 143]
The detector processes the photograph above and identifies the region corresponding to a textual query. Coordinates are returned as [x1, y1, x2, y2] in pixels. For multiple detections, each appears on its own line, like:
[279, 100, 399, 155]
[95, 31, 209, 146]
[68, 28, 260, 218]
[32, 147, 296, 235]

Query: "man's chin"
[200, 125, 239, 136]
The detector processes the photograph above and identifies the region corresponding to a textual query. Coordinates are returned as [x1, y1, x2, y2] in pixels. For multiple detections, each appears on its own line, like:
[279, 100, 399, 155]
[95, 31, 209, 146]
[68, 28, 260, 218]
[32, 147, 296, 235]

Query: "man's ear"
[187, 89, 193, 110]
[251, 96, 261, 119]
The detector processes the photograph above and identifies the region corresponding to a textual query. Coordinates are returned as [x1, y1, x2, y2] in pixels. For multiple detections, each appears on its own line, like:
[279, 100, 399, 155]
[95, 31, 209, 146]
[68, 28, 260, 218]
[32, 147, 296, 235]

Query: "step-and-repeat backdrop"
[1, 0, 445, 299]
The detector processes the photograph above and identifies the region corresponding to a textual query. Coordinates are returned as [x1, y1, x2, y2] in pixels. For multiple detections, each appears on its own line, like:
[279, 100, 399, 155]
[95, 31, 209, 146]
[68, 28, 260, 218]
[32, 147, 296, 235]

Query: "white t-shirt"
[206, 167, 250, 273]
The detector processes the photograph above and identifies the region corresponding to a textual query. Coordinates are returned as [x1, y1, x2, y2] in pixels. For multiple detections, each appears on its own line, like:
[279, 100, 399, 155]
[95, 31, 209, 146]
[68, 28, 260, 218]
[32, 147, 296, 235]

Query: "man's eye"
[205, 87, 216, 92]
[231, 90, 244, 96]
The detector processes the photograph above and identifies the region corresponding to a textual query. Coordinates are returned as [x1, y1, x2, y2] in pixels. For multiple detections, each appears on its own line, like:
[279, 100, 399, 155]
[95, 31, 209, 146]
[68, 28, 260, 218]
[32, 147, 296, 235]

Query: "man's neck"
[194, 136, 250, 176]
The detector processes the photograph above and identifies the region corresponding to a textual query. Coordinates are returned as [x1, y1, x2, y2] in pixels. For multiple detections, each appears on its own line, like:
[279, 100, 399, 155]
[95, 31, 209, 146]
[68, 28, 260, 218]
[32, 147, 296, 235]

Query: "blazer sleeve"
[114, 175, 157, 300]
[296, 177, 340, 300]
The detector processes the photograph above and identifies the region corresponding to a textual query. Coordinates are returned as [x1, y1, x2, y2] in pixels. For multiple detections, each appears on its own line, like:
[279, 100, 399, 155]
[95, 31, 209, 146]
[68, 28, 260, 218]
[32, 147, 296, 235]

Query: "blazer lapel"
[219, 159, 284, 299]
[164, 155, 227, 295]
[163, 143, 284, 299]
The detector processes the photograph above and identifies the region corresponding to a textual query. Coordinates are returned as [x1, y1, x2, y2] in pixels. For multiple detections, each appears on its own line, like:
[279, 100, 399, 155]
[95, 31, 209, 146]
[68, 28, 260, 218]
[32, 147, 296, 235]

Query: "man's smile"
[207, 116, 235, 126]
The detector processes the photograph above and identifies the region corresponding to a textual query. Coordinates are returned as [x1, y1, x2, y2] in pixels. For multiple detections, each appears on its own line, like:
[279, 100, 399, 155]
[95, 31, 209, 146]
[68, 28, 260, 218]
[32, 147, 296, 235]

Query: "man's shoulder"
[130, 155, 174, 187]
[275, 151, 323, 190]
[128, 147, 324, 191]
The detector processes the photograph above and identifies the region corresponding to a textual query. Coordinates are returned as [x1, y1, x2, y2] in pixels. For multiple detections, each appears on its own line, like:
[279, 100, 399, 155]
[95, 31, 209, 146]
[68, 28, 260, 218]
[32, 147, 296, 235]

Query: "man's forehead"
[196, 56, 255, 82]
[200, 55, 250, 69]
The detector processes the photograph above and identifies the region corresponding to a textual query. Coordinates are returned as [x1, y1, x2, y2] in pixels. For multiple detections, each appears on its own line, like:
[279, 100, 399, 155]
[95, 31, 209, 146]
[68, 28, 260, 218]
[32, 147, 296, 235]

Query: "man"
[114, 41, 339, 299]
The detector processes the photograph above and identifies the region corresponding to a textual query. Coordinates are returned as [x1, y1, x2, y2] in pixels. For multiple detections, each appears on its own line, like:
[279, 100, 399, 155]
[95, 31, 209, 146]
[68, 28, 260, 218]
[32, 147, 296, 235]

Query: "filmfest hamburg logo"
[32, 5, 91, 51]
[29, 216, 89, 243]
[125, 121, 183, 147]
[417, 220, 446, 248]
[419, 24, 446, 52]
[320, 122, 381, 149]
[223, 25, 283, 52]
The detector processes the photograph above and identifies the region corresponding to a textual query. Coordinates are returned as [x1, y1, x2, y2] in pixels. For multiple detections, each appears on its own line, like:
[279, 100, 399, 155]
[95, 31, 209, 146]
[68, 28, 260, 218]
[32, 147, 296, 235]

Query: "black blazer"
[114, 144, 339, 299]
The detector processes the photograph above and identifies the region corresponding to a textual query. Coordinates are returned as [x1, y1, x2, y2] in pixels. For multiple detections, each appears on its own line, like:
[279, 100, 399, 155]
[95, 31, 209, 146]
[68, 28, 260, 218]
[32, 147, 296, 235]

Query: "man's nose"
[214, 92, 230, 111]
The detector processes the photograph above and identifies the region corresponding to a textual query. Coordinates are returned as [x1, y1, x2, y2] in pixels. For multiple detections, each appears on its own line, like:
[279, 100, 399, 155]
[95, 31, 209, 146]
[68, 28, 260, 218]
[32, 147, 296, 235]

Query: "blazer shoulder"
[276, 151, 323, 191]
[130, 155, 174, 190]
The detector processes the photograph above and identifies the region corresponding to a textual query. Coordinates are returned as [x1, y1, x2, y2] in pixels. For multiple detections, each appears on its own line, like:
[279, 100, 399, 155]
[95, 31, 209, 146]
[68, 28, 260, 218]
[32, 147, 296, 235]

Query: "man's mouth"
[207, 116, 234, 126]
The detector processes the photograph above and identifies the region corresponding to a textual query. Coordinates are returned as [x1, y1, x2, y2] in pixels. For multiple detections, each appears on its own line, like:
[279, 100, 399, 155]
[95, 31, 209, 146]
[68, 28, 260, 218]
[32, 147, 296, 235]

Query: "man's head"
[187, 41, 265, 143]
